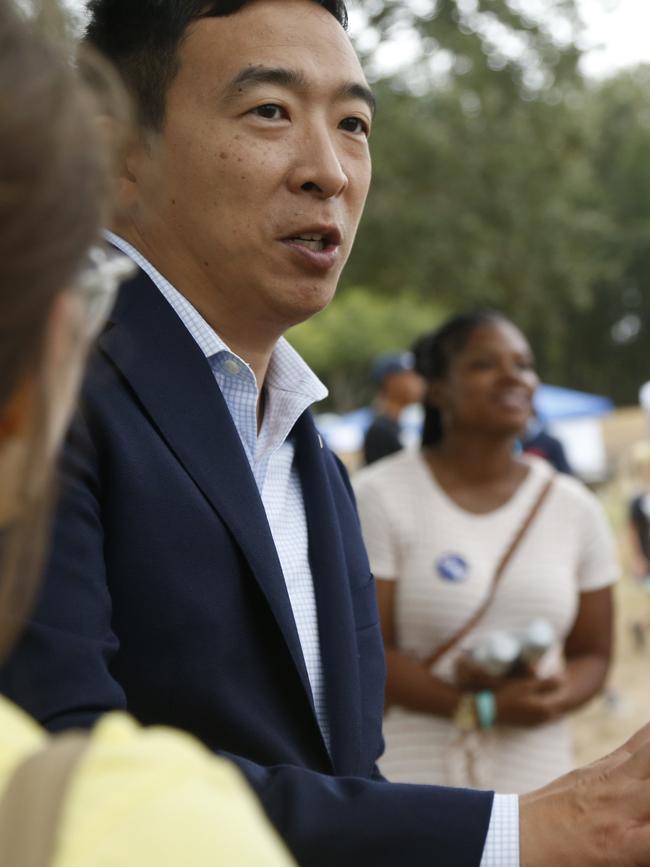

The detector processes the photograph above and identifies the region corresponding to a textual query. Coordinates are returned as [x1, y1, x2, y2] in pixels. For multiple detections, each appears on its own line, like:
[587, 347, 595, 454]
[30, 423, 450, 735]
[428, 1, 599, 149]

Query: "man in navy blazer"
[4, 2, 650, 865]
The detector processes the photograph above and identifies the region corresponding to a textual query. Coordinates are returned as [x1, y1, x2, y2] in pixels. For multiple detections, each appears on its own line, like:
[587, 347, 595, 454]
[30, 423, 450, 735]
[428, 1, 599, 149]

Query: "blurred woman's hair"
[0, 0, 126, 656]
[413, 310, 508, 448]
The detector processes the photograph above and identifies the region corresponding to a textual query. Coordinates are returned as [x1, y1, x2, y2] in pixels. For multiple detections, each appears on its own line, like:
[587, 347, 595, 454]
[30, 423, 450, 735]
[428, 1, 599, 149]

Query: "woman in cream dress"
[354, 312, 618, 793]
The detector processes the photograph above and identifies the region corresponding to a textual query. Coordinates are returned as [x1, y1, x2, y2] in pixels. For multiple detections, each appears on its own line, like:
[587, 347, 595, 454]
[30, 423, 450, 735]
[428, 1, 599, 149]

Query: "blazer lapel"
[98, 271, 315, 707]
[294, 412, 363, 776]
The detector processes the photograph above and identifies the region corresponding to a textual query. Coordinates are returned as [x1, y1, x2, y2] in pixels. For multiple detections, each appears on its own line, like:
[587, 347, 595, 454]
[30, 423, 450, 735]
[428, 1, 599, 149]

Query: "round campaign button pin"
[435, 554, 469, 583]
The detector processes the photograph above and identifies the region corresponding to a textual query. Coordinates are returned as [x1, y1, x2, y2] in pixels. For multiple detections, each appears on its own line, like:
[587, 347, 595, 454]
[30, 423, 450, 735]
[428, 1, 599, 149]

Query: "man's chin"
[274, 282, 338, 328]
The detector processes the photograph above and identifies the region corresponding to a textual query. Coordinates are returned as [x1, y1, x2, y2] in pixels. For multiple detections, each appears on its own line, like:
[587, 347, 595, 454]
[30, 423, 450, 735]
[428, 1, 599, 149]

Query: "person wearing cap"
[363, 352, 425, 465]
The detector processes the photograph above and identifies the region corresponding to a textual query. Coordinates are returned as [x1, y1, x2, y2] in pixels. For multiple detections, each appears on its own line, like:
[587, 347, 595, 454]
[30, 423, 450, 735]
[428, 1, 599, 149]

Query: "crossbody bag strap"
[424, 472, 556, 670]
[0, 731, 89, 867]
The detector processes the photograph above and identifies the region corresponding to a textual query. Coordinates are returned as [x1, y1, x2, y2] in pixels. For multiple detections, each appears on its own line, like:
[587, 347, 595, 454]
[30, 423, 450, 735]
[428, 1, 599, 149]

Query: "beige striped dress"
[353, 451, 618, 793]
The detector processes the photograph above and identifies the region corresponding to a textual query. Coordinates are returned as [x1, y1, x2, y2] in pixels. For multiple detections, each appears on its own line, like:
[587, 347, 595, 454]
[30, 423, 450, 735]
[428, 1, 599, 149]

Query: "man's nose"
[288, 123, 349, 199]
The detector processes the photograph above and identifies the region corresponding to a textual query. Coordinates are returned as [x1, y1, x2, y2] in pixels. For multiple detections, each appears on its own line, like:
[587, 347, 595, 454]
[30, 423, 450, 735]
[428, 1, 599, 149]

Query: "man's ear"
[105, 118, 153, 222]
[114, 134, 143, 218]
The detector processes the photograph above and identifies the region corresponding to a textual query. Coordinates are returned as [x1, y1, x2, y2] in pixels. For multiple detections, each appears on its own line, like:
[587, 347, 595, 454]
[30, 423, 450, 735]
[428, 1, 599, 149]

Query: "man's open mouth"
[288, 234, 328, 252]
[283, 227, 342, 252]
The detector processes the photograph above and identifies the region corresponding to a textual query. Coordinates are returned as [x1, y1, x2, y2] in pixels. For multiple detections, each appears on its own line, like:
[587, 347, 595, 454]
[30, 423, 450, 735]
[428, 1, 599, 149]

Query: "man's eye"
[339, 116, 369, 136]
[251, 104, 287, 120]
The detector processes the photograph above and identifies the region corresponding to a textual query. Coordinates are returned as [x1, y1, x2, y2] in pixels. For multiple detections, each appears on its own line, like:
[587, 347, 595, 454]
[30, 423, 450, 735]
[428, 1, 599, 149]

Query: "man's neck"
[113, 222, 279, 388]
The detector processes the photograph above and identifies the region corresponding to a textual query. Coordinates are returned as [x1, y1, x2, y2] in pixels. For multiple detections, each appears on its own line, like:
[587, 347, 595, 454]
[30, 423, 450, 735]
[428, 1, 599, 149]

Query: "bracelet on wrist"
[475, 689, 497, 729]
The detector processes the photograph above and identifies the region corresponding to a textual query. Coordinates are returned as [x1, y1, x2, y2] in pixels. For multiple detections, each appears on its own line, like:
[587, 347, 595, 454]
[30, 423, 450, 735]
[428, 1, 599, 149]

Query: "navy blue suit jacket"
[1, 268, 493, 866]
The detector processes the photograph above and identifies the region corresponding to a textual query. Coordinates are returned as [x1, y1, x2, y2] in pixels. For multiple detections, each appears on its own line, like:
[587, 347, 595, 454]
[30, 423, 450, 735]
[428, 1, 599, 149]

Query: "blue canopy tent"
[534, 384, 614, 423]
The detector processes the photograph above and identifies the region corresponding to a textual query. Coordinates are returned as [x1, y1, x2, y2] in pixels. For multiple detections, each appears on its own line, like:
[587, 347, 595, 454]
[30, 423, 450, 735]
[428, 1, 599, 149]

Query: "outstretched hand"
[520, 720, 650, 866]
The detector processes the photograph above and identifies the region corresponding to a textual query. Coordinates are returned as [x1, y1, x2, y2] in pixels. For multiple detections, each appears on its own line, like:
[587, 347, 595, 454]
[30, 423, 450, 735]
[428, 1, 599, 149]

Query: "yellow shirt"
[0, 695, 294, 867]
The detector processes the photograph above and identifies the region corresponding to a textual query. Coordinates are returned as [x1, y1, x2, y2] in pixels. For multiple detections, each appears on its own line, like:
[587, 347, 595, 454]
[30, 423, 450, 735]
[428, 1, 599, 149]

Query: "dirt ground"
[572, 575, 650, 765]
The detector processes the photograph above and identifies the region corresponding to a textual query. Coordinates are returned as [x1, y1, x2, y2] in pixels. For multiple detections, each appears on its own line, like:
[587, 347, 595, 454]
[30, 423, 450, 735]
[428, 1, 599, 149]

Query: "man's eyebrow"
[337, 82, 377, 117]
[223, 65, 376, 116]
[224, 65, 307, 97]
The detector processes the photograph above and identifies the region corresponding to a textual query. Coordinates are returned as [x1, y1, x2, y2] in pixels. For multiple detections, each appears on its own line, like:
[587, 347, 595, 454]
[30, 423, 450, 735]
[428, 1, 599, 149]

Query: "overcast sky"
[346, 0, 650, 79]
[578, 0, 650, 77]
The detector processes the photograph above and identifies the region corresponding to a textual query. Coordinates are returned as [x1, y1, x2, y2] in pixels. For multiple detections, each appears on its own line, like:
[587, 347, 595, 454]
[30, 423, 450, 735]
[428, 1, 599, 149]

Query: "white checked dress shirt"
[106, 231, 519, 867]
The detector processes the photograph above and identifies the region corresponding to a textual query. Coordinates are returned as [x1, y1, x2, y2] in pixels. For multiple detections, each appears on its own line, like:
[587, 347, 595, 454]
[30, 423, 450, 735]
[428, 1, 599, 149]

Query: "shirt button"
[223, 359, 240, 375]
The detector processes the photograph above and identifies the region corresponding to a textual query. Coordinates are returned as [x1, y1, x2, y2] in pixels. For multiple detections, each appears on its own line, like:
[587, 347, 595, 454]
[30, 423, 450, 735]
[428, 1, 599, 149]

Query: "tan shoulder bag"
[0, 731, 89, 867]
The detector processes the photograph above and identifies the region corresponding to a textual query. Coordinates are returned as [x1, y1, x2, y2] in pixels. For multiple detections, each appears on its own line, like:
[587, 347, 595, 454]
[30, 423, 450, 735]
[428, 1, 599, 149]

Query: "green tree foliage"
[328, 0, 650, 409]
[357, 0, 582, 96]
[335, 0, 614, 402]
[561, 68, 650, 403]
[344, 79, 609, 343]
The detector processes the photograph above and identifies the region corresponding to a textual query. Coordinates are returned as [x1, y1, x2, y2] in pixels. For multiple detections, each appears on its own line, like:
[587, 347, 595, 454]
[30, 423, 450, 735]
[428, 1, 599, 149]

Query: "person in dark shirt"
[521, 413, 573, 474]
[629, 447, 650, 580]
[627, 445, 650, 648]
[363, 352, 424, 465]
[630, 493, 650, 574]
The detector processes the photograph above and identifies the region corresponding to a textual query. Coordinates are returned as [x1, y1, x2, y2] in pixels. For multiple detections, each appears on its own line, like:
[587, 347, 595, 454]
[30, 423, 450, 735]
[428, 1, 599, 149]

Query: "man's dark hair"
[84, 0, 349, 129]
